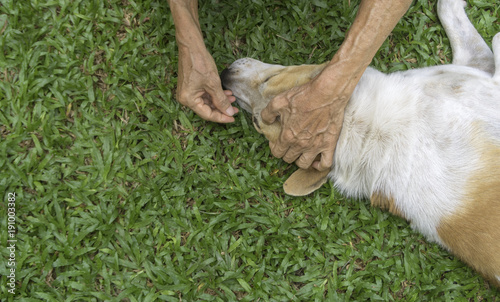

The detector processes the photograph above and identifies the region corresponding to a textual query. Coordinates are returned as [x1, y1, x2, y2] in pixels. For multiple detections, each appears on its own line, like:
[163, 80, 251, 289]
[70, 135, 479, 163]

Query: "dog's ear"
[283, 167, 329, 196]
[254, 115, 329, 195]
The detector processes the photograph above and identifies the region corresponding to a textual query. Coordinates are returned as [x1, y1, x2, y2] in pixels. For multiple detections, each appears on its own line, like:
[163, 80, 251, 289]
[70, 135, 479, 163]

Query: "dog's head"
[221, 58, 330, 196]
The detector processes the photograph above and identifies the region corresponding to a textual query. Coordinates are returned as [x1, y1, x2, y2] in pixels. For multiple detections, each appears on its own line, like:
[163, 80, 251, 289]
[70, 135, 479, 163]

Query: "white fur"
[333, 65, 500, 244]
[494, 33, 500, 79]
[326, 0, 500, 244]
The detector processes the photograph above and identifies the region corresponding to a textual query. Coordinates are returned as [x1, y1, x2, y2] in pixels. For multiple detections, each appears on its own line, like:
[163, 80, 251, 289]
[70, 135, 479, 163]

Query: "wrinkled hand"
[261, 71, 356, 171]
[176, 47, 238, 123]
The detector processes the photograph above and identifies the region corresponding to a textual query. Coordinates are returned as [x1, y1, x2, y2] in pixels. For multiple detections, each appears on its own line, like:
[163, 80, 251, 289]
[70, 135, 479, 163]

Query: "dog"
[221, 0, 500, 287]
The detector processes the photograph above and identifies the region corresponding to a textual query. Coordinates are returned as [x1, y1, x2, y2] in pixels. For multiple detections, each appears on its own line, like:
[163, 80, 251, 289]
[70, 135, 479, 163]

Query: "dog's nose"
[220, 68, 230, 90]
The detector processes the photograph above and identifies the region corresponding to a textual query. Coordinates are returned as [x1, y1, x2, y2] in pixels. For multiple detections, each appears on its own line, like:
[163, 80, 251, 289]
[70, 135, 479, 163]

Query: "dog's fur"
[221, 0, 500, 286]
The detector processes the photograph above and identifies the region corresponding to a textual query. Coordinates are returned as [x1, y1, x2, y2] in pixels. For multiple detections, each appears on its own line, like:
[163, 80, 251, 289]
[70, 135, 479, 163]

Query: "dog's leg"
[437, 0, 494, 74]
[493, 33, 500, 79]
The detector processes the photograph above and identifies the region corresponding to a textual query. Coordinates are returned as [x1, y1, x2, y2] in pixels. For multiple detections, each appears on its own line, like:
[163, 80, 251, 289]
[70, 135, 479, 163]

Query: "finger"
[282, 136, 303, 163]
[192, 101, 236, 123]
[282, 148, 301, 164]
[206, 109, 236, 123]
[312, 149, 334, 172]
[261, 93, 289, 125]
[271, 126, 298, 159]
[269, 140, 289, 159]
[206, 85, 235, 117]
[224, 90, 237, 103]
[260, 105, 278, 125]
[295, 152, 318, 170]
[197, 89, 238, 122]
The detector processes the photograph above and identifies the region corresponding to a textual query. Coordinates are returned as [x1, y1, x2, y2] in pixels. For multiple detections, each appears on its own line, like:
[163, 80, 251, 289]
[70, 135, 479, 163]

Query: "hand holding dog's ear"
[176, 47, 239, 123]
[260, 0, 413, 170]
[261, 70, 355, 171]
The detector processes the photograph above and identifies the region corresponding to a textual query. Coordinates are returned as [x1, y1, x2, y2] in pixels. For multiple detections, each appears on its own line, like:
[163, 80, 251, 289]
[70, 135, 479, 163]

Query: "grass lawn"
[1, 0, 499, 300]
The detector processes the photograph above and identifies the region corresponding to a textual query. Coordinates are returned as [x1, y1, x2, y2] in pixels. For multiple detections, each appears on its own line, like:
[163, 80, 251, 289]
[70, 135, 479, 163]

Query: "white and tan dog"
[221, 0, 500, 287]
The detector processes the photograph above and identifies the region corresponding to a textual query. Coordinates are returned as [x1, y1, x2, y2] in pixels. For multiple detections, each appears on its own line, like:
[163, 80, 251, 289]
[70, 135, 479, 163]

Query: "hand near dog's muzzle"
[176, 47, 239, 123]
[261, 74, 352, 172]
[169, 0, 239, 123]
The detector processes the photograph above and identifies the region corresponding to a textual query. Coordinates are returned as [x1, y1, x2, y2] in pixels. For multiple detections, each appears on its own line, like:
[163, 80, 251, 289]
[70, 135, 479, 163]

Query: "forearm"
[319, 0, 413, 94]
[169, 0, 216, 83]
[168, 0, 205, 50]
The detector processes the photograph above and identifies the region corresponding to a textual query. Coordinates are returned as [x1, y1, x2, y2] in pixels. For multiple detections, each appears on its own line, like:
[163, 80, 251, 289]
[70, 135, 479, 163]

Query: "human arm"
[261, 0, 413, 170]
[168, 0, 238, 123]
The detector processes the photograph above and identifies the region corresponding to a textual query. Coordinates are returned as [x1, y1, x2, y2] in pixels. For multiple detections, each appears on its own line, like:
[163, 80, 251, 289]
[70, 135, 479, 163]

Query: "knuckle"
[296, 157, 312, 169]
[270, 143, 285, 158]
[283, 152, 298, 164]
[282, 130, 296, 143]
[296, 139, 310, 149]
[269, 95, 288, 111]
[177, 90, 189, 103]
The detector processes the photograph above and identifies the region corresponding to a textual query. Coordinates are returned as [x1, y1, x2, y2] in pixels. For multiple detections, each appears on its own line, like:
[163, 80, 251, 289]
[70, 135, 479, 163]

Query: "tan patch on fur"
[261, 63, 327, 100]
[437, 141, 500, 288]
[370, 192, 406, 219]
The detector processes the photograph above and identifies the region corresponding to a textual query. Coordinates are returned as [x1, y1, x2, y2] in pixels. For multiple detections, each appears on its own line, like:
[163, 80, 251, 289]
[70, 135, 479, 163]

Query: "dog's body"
[221, 0, 500, 286]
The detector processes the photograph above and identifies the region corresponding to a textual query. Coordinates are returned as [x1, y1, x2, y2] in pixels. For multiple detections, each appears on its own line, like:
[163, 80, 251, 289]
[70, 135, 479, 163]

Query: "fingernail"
[226, 106, 235, 116]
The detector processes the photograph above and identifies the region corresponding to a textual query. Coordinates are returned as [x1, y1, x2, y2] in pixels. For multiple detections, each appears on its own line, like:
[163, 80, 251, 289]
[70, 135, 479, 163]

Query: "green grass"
[1, 0, 499, 300]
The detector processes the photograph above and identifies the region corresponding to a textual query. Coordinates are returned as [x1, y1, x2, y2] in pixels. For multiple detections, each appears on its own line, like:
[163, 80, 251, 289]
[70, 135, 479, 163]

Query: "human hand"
[176, 47, 239, 123]
[260, 67, 357, 171]
[257, 0, 413, 171]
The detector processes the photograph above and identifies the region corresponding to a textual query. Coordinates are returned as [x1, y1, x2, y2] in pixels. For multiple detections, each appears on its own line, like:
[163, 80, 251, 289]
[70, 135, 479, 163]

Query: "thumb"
[206, 85, 235, 117]
[261, 93, 287, 125]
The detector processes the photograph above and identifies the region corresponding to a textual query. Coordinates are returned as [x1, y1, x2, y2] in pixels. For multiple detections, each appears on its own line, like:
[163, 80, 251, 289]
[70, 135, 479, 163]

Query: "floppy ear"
[283, 167, 329, 196]
[254, 115, 329, 195]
